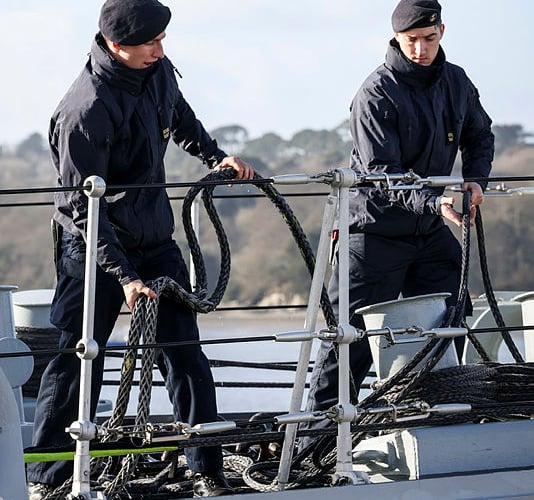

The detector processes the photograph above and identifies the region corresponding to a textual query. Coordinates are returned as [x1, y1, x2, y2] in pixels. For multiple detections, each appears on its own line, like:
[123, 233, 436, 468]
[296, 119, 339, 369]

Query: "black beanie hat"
[391, 0, 442, 32]
[99, 0, 171, 45]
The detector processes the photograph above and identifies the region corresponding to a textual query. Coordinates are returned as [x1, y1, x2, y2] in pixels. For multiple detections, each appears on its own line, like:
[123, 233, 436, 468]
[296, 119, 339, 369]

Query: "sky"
[1, 0, 533, 147]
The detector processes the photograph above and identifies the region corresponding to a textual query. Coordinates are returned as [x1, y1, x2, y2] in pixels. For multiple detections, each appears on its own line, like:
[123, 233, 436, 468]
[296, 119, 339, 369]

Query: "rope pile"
[37, 174, 534, 498]
[241, 191, 534, 491]
[41, 169, 337, 498]
[15, 326, 61, 397]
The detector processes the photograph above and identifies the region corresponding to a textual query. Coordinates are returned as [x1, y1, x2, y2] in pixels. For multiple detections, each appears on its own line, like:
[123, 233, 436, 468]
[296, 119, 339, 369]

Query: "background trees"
[0, 122, 533, 305]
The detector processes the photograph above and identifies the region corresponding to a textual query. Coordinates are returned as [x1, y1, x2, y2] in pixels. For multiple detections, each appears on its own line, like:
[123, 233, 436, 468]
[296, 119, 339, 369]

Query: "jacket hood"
[90, 33, 159, 95]
[385, 39, 445, 89]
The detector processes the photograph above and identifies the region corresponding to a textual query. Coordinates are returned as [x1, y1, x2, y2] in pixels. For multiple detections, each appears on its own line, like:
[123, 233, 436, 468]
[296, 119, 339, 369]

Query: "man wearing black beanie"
[27, 1, 254, 498]
[302, 0, 494, 446]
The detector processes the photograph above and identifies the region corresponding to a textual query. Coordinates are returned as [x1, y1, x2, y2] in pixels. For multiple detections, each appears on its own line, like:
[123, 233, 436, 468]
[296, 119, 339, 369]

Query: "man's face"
[113, 31, 166, 70]
[394, 24, 445, 66]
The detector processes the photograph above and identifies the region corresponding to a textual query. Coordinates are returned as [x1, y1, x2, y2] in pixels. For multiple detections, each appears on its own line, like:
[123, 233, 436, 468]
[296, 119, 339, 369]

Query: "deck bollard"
[0, 284, 35, 448]
[515, 292, 534, 361]
[356, 293, 458, 381]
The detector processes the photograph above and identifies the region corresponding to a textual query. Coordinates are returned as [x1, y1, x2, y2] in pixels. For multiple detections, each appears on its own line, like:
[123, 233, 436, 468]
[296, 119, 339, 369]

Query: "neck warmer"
[90, 33, 158, 95]
[385, 39, 445, 90]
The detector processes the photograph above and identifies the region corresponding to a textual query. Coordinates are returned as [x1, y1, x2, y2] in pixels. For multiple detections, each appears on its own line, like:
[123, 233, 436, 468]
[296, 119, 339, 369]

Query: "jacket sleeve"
[171, 90, 227, 168]
[52, 101, 140, 285]
[350, 86, 441, 216]
[458, 80, 494, 189]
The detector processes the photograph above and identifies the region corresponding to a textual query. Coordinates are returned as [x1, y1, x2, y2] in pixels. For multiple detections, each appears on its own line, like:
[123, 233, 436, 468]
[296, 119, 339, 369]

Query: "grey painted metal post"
[0, 286, 24, 418]
[335, 177, 353, 477]
[69, 176, 106, 499]
[0, 285, 34, 448]
[277, 191, 338, 489]
[0, 364, 27, 500]
[329, 169, 367, 484]
[0, 285, 29, 500]
[276, 168, 367, 488]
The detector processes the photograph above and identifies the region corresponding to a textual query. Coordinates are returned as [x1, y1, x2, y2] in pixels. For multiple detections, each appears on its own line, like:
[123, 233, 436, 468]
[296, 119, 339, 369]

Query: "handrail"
[1, 169, 533, 496]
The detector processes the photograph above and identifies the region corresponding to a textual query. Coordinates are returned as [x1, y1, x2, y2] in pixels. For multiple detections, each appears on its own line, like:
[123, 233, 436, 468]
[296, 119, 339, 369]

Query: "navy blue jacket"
[50, 34, 226, 284]
[348, 41, 494, 236]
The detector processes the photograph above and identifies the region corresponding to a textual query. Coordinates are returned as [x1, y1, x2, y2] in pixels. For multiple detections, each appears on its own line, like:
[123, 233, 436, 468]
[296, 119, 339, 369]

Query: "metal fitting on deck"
[186, 421, 237, 435]
[327, 403, 360, 423]
[75, 338, 99, 360]
[274, 330, 315, 342]
[275, 411, 326, 425]
[423, 327, 468, 338]
[66, 420, 98, 441]
[83, 175, 106, 198]
[317, 324, 364, 344]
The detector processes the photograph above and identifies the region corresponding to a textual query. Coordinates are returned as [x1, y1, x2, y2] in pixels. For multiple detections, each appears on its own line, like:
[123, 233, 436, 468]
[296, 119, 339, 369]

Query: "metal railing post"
[69, 176, 106, 500]
[277, 190, 339, 489]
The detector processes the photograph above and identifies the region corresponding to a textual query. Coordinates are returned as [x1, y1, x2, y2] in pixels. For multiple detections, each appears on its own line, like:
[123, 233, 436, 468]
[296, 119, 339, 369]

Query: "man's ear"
[107, 40, 122, 54]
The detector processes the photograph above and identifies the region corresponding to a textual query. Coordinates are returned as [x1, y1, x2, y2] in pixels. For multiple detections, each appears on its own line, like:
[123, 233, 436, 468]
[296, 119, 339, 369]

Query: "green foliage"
[15, 132, 47, 159]
[242, 133, 286, 164]
[289, 128, 347, 156]
[210, 125, 249, 155]
[493, 124, 533, 156]
[2, 124, 534, 305]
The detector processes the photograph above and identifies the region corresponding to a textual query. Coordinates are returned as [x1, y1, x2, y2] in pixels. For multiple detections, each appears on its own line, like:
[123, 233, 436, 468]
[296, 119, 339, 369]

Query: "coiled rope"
[243, 190, 534, 491]
[474, 208, 524, 362]
[44, 169, 338, 498]
[42, 176, 532, 497]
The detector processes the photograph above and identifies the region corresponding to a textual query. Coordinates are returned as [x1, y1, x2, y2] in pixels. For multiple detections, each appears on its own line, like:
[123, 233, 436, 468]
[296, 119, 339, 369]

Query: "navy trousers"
[301, 227, 464, 440]
[27, 235, 222, 487]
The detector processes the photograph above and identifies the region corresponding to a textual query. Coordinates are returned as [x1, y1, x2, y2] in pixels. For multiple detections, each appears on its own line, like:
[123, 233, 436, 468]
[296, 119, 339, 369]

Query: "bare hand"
[214, 156, 255, 180]
[440, 196, 462, 227]
[462, 182, 484, 206]
[461, 182, 484, 225]
[123, 279, 157, 311]
[440, 195, 476, 228]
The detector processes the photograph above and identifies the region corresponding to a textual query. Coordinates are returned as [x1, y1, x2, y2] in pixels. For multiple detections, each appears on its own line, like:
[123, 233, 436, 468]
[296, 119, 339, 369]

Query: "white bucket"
[12, 288, 56, 328]
[356, 293, 458, 381]
[514, 292, 534, 361]
[462, 300, 523, 364]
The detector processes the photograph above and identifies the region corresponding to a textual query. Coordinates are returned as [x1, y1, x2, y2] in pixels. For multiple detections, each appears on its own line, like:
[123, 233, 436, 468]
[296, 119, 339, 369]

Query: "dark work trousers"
[300, 226, 464, 445]
[27, 235, 222, 487]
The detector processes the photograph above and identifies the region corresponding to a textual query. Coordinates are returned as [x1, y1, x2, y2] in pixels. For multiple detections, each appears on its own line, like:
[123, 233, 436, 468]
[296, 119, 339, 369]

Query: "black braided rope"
[451, 191, 472, 325]
[293, 192, 526, 473]
[179, 169, 337, 326]
[46, 170, 337, 497]
[102, 291, 161, 495]
[251, 175, 337, 329]
[15, 326, 61, 398]
[38, 174, 531, 496]
[180, 168, 235, 308]
[475, 207, 524, 362]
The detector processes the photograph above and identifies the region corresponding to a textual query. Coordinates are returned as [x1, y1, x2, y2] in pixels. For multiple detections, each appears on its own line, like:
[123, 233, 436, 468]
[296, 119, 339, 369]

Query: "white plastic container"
[356, 293, 458, 380]
[514, 291, 534, 361]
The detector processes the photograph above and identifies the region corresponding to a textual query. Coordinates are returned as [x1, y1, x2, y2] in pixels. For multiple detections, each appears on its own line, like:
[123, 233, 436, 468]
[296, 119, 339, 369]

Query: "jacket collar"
[385, 39, 445, 90]
[90, 33, 159, 95]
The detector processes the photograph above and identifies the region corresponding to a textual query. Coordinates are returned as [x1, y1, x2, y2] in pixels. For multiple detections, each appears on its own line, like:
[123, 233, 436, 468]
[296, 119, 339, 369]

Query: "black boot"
[192, 470, 233, 497]
[28, 483, 54, 500]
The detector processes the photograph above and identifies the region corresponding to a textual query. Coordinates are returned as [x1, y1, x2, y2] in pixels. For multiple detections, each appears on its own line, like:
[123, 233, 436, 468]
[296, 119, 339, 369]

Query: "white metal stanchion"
[274, 169, 368, 488]
[275, 169, 466, 488]
[276, 191, 339, 489]
[332, 171, 368, 485]
[67, 176, 106, 500]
